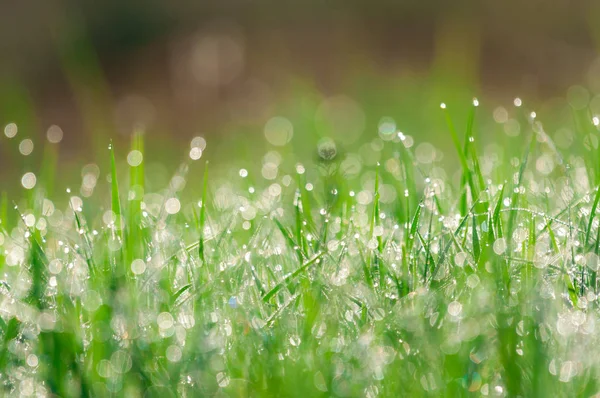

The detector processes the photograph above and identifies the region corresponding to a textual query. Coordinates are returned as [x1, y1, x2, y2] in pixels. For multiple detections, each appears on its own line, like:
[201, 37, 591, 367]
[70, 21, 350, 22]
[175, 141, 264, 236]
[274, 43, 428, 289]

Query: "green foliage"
[1, 95, 600, 397]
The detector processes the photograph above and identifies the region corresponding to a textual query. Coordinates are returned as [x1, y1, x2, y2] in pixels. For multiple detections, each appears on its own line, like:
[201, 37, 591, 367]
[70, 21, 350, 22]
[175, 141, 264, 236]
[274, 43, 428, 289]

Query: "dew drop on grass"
[317, 138, 337, 160]
[26, 354, 38, 368]
[108, 236, 122, 251]
[289, 334, 301, 346]
[47, 125, 64, 143]
[189, 147, 202, 160]
[454, 252, 467, 267]
[131, 259, 146, 275]
[190, 136, 207, 150]
[466, 274, 480, 288]
[82, 290, 102, 312]
[228, 296, 237, 308]
[559, 361, 577, 383]
[512, 228, 528, 244]
[447, 301, 462, 317]
[493, 238, 507, 255]
[19, 138, 33, 155]
[165, 198, 181, 214]
[21, 172, 36, 189]
[157, 312, 174, 329]
[166, 345, 182, 362]
[49, 259, 63, 274]
[239, 168, 248, 177]
[70, 196, 83, 211]
[127, 150, 144, 166]
[4, 122, 17, 138]
[216, 372, 230, 388]
[24, 213, 35, 227]
[262, 162, 278, 180]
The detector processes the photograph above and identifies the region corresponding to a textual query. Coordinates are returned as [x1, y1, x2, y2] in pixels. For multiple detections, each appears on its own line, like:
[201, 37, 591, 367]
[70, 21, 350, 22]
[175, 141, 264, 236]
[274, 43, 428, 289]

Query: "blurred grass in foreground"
[2, 79, 600, 397]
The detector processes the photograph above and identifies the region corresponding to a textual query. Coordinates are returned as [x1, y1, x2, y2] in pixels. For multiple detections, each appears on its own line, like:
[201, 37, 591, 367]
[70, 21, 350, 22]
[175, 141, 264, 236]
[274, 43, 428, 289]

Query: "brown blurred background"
[2, 0, 600, 162]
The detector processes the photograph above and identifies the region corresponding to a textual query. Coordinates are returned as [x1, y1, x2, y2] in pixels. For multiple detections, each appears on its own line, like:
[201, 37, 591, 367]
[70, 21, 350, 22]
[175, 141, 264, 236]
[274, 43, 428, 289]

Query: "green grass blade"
[109, 141, 122, 233]
[441, 104, 478, 211]
[586, 187, 600, 247]
[472, 214, 481, 263]
[262, 252, 324, 302]
[198, 161, 209, 264]
[493, 184, 506, 239]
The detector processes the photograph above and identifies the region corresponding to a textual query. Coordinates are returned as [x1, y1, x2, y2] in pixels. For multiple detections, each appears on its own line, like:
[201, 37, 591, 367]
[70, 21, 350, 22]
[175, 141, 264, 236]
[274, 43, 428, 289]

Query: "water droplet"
[189, 147, 202, 160]
[19, 139, 34, 156]
[21, 172, 36, 189]
[493, 238, 507, 255]
[166, 345, 182, 362]
[289, 334, 301, 346]
[190, 136, 207, 150]
[448, 301, 462, 316]
[165, 198, 181, 215]
[26, 354, 38, 368]
[157, 312, 174, 329]
[4, 122, 17, 138]
[317, 138, 337, 160]
[216, 372, 230, 387]
[131, 259, 146, 275]
[47, 125, 64, 143]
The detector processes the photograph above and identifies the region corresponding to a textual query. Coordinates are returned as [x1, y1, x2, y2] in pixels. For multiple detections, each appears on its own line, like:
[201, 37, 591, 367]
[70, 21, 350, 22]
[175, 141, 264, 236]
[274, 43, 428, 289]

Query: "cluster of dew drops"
[2, 94, 600, 396]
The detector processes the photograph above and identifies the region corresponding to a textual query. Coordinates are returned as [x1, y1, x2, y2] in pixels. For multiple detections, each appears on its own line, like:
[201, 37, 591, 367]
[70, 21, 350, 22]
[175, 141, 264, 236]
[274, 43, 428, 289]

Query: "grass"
[1, 96, 600, 397]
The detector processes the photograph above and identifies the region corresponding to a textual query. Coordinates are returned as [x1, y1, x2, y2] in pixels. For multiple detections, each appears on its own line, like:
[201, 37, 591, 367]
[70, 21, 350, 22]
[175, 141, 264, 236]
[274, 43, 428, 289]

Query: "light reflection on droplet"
[4, 122, 17, 138]
[47, 125, 64, 143]
[19, 139, 34, 156]
[166, 345, 182, 362]
[21, 172, 37, 189]
[189, 147, 202, 160]
[131, 259, 146, 275]
[127, 150, 143, 166]
[165, 198, 181, 215]
[191, 136, 207, 150]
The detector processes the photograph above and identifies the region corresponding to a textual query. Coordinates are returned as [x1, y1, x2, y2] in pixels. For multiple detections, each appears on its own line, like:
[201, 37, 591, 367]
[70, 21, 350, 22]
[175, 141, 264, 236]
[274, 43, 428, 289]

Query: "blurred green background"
[2, 0, 600, 189]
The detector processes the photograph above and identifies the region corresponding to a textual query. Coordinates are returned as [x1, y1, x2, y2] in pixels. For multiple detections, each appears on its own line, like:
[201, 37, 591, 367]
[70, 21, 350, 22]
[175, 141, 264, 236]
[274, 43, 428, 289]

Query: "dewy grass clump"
[1, 98, 600, 397]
